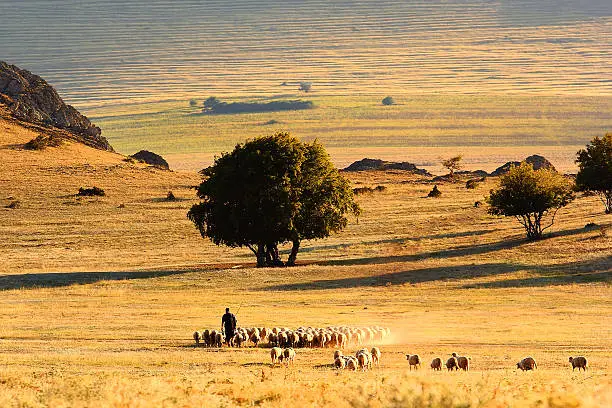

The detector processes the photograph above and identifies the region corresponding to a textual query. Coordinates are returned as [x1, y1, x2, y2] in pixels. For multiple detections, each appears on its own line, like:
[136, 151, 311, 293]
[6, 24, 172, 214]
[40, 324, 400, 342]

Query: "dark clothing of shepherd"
[222, 312, 237, 342]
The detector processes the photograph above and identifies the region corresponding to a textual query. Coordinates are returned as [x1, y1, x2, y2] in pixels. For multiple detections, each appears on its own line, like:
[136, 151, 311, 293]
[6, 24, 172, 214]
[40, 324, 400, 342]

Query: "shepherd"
[221, 307, 237, 346]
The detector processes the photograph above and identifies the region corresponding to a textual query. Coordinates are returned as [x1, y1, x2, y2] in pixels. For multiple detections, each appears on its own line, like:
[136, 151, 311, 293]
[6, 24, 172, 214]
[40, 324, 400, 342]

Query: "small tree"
[382, 96, 395, 106]
[189, 99, 198, 107]
[576, 133, 612, 214]
[188, 132, 359, 267]
[442, 155, 463, 178]
[203, 96, 221, 112]
[487, 163, 575, 240]
[299, 82, 312, 92]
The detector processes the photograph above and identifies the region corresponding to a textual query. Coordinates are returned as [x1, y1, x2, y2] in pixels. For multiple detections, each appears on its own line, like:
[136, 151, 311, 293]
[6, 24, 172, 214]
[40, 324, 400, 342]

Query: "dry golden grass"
[0, 117, 610, 407]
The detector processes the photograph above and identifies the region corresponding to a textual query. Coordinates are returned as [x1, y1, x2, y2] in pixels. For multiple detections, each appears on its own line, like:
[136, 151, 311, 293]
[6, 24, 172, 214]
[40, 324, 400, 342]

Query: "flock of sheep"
[192, 326, 589, 372]
[193, 325, 391, 349]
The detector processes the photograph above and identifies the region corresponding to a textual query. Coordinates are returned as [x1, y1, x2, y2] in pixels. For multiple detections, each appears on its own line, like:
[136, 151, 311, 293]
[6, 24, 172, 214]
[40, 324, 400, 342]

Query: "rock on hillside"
[490, 155, 556, 176]
[0, 61, 112, 151]
[343, 158, 431, 176]
[131, 150, 169, 170]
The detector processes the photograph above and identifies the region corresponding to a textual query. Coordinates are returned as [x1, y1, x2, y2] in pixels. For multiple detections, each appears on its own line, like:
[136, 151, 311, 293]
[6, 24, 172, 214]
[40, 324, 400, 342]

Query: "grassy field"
[1, 115, 610, 406]
[89, 94, 612, 173]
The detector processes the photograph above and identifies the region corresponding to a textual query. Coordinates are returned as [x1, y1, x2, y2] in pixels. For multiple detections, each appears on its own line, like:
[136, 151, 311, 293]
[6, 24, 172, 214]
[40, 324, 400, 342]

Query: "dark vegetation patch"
[203, 100, 314, 115]
[23, 134, 63, 150]
[130, 150, 169, 170]
[353, 185, 387, 195]
[5, 200, 20, 209]
[77, 186, 105, 197]
[466, 177, 486, 189]
[428, 185, 442, 198]
[343, 158, 431, 176]
[166, 191, 176, 201]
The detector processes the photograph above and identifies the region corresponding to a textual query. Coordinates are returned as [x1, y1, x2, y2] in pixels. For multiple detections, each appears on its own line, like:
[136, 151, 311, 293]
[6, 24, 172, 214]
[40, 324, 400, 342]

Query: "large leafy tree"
[487, 163, 575, 240]
[188, 132, 359, 267]
[576, 133, 612, 214]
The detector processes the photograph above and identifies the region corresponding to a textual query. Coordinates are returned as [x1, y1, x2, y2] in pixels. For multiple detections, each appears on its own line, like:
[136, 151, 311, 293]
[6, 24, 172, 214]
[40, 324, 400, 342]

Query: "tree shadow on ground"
[0, 270, 189, 291]
[461, 256, 612, 289]
[320, 226, 589, 267]
[284, 229, 493, 255]
[263, 263, 528, 291]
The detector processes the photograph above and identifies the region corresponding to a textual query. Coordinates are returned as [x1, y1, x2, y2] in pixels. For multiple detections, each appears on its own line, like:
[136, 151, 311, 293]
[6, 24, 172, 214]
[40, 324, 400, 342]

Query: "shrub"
[202, 100, 313, 115]
[167, 191, 176, 201]
[189, 99, 198, 107]
[5, 200, 20, 209]
[575, 133, 612, 214]
[78, 187, 105, 197]
[299, 82, 312, 92]
[466, 178, 484, 189]
[353, 187, 373, 195]
[487, 163, 575, 240]
[24, 134, 62, 150]
[428, 185, 442, 198]
[382, 96, 395, 106]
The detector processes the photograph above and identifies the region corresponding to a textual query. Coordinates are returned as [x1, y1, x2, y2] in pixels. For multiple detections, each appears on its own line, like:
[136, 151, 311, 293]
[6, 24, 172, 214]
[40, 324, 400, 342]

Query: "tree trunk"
[606, 192, 612, 214]
[256, 244, 266, 267]
[287, 239, 300, 266]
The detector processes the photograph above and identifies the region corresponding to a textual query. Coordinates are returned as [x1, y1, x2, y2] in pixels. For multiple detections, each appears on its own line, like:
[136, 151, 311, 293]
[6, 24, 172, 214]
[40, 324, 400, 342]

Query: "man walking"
[221, 307, 237, 346]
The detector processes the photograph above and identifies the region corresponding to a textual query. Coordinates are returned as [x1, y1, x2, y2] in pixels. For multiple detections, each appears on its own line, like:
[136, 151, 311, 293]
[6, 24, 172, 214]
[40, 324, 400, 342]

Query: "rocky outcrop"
[343, 158, 431, 176]
[490, 155, 556, 176]
[0, 61, 112, 151]
[130, 150, 170, 170]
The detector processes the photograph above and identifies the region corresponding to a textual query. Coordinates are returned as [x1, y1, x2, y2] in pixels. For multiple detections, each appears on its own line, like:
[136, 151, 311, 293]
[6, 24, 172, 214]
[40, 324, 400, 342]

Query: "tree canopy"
[487, 162, 575, 240]
[576, 133, 612, 214]
[442, 155, 463, 177]
[187, 132, 359, 267]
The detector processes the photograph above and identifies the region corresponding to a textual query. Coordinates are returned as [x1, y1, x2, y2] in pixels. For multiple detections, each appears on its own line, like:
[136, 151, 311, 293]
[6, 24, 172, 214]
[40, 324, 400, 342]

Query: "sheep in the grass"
[270, 347, 283, 365]
[202, 329, 211, 347]
[569, 356, 588, 371]
[517, 357, 537, 371]
[446, 357, 459, 371]
[283, 348, 296, 365]
[193, 331, 200, 345]
[430, 357, 442, 371]
[334, 356, 346, 370]
[334, 350, 343, 360]
[356, 349, 372, 371]
[371, 347, 381, 366]
[209, 330, 219, 347]
[345, 356, 358, 371]
[278, 332, 288, 348]
[268, 333, 278, 347]
[456, 356, 470, 371]
[250, 332, 261, 347]
[338, 333, 348, 349]
[405, 354, 421, 370]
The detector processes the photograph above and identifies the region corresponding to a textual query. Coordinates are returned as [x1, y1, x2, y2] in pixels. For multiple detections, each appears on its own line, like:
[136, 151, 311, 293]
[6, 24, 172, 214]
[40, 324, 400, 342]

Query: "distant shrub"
[167, 191, 176, 201]
[5, 200, 20, 209]
[78, 187, 105, 197]
[474, 201, 482, 207]
[203, 96, 221, 112]
[263, 119, 280, 125]
[428, 185, 442, 198]
[24, 134, 62, 150]
[353, 187, 373, 195]
[466, 178, 485, 189]
[189, 99, 198, 107]
[382, 96, 395, 106]
[280, 81, 288, 86]
[353, 185, 386, 195]
[299, 82, 312, 92]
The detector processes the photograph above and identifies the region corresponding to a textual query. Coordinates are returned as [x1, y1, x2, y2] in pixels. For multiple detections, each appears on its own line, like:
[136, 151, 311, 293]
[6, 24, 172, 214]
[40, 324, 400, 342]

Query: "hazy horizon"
[2, 0, 611, 107]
